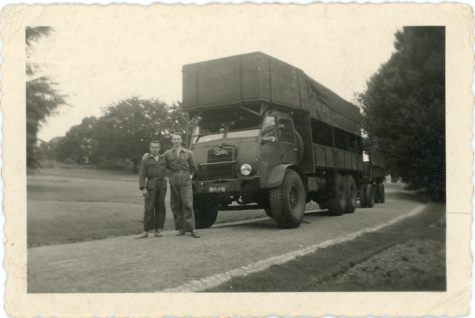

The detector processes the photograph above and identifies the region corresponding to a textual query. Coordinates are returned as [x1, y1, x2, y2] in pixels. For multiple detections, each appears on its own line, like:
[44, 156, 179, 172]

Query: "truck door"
[277, 117, 298, 164]
[259, 115, 282, 182]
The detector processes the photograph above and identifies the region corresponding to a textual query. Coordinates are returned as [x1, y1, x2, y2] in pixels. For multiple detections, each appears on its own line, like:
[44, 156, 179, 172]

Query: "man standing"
[136, 140, 168, 239]
[164, 134, 200, 238]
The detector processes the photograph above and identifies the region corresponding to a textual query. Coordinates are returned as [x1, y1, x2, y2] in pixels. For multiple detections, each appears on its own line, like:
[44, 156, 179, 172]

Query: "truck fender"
[265, 164, 295, 188]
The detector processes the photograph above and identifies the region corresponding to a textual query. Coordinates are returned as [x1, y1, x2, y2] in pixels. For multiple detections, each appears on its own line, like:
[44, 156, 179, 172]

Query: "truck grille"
[208, 147, 234, 163]
[207, 163, 235, 180]
[203, 147, 236, 180]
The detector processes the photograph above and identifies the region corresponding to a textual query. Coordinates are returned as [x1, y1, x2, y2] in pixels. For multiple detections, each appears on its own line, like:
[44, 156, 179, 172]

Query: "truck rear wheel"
[193, 196, 219, 229]
[344, 175, 357, 213]
[375, 182, 385, 203]
[269, 169, 305, 229]
[365, 184, 374, 208]
[326, 173, 346, 216]
[359, 184, 367, 208]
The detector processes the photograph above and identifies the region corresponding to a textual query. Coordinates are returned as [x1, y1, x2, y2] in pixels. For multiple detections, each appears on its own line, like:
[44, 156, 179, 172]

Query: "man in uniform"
[163, 133, 200, 238]
[136, 140, 168, 239]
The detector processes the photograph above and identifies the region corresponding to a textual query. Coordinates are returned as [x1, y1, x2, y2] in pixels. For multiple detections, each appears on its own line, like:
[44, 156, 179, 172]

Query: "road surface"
[28, 183, 425, 293]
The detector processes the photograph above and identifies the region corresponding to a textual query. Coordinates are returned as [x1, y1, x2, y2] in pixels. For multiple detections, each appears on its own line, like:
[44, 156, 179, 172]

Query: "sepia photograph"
[2, 3, 473, 317]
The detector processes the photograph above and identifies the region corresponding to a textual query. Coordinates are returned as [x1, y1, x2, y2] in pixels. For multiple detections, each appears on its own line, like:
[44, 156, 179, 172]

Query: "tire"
[269, 170, 306, 229]
[376, 183, 385, 203]
[326, 173, 346, 216]
[259, 195, 273, 218]
[359, 184, 367, 208]
[344, 175, 357, 213]
[365, 184, 374, 208]
[193, 196, 219, 229]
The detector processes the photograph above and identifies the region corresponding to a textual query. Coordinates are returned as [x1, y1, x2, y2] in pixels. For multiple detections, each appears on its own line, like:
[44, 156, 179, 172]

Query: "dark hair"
[149, 140, 161, 146]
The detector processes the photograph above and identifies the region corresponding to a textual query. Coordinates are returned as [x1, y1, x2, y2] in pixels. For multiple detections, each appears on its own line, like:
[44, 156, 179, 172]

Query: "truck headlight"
[240, 164, 252, 176]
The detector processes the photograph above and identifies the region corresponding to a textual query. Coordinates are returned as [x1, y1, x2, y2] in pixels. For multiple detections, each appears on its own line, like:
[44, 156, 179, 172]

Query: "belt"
[173, 170, 189, 173]
[150, 177, 164, 180]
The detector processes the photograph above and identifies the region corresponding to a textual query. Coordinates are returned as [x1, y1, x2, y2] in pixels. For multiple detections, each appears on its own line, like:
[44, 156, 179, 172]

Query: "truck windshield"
[192, 110, 262, 143]
[227, 116, 261, 138]
[192, 122, 225, 143]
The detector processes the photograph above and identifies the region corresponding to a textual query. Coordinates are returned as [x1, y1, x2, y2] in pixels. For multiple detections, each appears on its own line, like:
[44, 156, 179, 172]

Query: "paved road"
[28, 183, 421, 293]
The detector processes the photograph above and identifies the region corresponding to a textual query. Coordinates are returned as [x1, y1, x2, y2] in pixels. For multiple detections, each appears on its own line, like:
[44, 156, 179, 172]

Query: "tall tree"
[55, 117, 100, 164]
[357, 27, 445, 199]
[93, 97, 187, 172]
[26, 26, 67, 173]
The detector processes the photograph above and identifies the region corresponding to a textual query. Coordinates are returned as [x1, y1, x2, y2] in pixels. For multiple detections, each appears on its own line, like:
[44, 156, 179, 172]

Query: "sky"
[27, 6, 403, 142]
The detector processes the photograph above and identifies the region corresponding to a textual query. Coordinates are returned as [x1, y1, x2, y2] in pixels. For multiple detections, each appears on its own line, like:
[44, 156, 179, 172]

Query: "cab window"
[278, 119, 295, 144]
[262, 116, 278, 142]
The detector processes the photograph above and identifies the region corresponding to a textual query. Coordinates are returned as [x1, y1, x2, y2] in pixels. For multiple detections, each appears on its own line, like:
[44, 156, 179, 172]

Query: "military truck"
[181, 52, 385, 229]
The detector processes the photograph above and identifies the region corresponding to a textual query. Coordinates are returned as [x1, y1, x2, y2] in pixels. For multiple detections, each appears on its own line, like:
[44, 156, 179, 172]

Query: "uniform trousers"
[143, 178, 167, 232]
[169, 171, 195, 231]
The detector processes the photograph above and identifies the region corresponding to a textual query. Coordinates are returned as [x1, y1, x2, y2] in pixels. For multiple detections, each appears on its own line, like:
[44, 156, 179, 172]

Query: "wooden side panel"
[351, 153, 358, 170]
[325, 147, 334, 168]
[337, 149, 345, 169]
[315, 144, 326, 167]
[344, 152, 352, 169]
[358, 156, 363, 170]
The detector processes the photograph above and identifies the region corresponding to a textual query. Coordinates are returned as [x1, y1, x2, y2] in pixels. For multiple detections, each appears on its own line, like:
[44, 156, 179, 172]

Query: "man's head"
[149, 140, 161, 156]
[172, 134, 183, 148]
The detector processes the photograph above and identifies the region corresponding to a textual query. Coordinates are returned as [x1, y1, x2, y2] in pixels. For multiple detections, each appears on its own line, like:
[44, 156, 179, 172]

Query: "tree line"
[358, 26, 445, 200]
[38, 97, 187, 172]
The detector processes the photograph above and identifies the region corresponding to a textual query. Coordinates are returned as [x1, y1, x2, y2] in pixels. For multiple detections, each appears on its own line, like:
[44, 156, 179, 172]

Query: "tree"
[357, 27, 445, 199]
[26, 26, 67, 173]
[55, 117, 100, 164]
[93, 97, 187, 172]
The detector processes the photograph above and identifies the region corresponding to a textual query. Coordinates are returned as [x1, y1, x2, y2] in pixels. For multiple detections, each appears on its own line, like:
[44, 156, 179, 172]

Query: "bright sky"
[28, 6, 401, 142]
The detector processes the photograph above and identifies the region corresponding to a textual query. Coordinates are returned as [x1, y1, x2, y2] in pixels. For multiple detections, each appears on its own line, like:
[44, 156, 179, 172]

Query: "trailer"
[182, 52, 385, 229]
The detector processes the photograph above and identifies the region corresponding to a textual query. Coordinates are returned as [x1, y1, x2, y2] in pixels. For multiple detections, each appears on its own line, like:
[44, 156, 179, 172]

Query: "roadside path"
[28, 183, 423, 293]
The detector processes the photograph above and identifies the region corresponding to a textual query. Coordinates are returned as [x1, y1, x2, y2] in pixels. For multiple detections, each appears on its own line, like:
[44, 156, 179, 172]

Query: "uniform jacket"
[163, 148, 197, 175]
[139, 154, 168, 190]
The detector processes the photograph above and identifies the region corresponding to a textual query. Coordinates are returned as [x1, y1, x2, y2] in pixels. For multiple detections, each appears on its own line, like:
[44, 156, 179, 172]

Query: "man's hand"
[142, 188, 148, 198]
[142, 153, 150, 161]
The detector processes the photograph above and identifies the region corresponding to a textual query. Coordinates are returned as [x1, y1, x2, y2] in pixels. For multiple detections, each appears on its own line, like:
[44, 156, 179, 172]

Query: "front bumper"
[193, 176, 261, 195]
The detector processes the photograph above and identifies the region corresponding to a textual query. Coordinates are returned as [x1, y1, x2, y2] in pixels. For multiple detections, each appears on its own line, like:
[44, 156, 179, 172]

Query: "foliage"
[357, 27, 445, 199]
[26, 26, 67, 174]
[93, 97, 187, 172]
[55, 117, 100, 164]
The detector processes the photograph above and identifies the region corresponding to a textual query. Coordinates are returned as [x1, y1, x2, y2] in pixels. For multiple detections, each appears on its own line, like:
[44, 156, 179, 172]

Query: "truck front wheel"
[269, 170, 305, 229]
[193, 196, 219, 229]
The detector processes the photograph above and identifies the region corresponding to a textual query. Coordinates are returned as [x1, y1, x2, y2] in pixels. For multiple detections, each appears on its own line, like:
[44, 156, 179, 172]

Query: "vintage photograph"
[3, 3, 472, 317]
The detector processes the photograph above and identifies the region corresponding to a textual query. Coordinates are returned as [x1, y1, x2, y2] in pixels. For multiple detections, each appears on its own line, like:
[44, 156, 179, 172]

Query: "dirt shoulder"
[205, 201, 446, 292]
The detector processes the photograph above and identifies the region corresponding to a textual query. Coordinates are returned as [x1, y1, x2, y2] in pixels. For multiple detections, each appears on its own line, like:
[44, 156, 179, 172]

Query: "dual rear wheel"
[326, 173, 358, 216]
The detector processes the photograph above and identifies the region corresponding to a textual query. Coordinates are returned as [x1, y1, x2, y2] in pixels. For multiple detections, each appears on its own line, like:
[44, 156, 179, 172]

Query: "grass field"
[27, 167, 267, 247]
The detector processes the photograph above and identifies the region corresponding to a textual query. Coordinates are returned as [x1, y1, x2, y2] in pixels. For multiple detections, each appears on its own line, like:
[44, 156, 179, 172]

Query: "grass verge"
[204, 202, 446, 292]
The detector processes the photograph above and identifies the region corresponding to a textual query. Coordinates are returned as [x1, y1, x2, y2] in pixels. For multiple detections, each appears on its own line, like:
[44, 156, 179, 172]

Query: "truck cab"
[189, 105, 304, 228]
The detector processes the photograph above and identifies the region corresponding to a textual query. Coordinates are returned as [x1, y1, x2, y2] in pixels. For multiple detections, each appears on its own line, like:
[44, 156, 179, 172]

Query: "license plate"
[209, 186, 225, 193]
